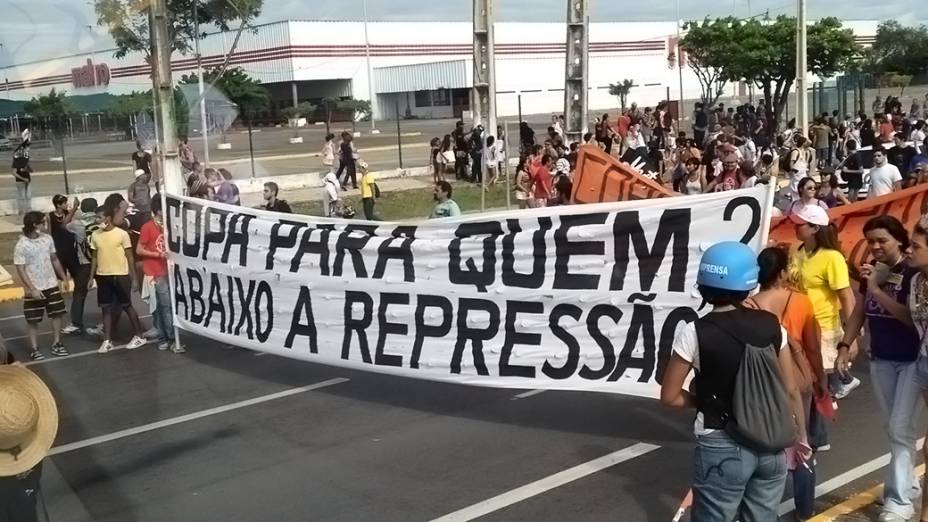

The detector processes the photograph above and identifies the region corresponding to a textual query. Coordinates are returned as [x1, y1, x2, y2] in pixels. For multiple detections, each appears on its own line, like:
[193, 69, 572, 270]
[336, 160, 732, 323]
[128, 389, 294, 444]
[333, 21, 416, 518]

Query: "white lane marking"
[4, 314, 153, 342]
[49, 377, 350, 456]
[778, 437, 926, 515]
[24, 340, 154, 366]
[511, 389, 547, 400]
[254, 352, 268, 357]
[430, 443, 661, 522]
[0, 314, 25, 322]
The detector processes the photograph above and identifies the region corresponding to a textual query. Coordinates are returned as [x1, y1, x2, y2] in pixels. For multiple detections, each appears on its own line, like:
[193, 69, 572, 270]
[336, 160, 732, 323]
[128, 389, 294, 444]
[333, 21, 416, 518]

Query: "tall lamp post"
[193, 0, 210, 164]
[362, 0, 377, 132]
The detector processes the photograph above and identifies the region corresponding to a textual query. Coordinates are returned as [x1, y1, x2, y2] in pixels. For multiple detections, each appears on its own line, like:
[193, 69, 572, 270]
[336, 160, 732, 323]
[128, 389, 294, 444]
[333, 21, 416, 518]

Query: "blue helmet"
[696, 241, 759, 292]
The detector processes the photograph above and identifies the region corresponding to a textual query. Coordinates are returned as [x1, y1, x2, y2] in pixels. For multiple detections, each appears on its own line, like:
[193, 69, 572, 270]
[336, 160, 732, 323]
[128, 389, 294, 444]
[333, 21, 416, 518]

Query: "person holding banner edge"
[661, 241, 809, 522]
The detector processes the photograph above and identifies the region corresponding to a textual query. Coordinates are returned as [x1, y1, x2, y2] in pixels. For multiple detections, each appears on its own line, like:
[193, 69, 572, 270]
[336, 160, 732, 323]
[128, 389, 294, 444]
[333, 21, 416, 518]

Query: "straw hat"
[0, 366, 58, 477]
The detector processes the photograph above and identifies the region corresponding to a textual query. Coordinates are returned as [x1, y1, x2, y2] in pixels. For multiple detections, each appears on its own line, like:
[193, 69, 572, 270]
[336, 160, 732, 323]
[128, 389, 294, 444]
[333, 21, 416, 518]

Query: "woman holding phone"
[836, 216, 920, 522]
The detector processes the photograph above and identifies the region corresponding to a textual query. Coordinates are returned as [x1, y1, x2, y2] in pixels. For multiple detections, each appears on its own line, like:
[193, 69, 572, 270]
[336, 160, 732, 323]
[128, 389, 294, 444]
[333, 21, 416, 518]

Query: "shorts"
[24, 287, 66, 324]
[820, 326, 844, 372]
[843, 172, 862, 190]
[96, 275, 133, 308]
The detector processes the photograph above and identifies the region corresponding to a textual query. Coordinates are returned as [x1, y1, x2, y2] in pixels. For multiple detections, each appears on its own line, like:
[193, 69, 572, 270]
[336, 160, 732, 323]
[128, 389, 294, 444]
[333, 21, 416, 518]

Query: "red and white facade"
[0, 19, 879, 120]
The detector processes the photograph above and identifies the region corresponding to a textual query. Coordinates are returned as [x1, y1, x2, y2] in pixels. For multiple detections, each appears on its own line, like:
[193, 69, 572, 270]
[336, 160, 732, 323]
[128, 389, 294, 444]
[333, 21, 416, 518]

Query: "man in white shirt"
[868, 147, 902, 198]
[910, 121, 926, 155]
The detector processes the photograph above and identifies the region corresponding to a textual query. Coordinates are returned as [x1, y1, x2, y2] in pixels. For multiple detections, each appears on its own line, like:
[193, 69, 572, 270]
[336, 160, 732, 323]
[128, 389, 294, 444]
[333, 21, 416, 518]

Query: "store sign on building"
[72, 59, 110, 89]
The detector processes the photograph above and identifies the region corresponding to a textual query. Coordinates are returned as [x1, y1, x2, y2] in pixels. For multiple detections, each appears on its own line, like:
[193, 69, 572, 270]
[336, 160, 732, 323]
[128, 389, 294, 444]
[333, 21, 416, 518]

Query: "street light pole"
[362, 0, 377, 132]
[676, 0, 685, 118]
[796, 0, 809, 136]
[193, 0, 210, 165]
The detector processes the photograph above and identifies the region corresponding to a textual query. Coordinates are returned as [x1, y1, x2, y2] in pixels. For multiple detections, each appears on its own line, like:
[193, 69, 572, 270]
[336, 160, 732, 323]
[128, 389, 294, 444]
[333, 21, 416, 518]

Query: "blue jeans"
[691, 431, 788, 522]
[15, 181, 31, 215]
[871, 358, 924, 518]
[154, 277, 174, 343]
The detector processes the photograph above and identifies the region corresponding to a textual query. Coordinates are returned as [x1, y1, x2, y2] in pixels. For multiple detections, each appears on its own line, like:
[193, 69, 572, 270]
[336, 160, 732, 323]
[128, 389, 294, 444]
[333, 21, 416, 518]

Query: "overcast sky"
[1, 0, 925, 65]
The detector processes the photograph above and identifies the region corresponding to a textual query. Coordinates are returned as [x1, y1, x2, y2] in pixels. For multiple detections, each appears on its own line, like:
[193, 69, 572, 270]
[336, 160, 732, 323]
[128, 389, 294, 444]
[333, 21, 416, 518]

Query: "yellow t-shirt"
[790, 248, 850, 330]
[91, 227, 132, 276]
[360, 173, 376, 199]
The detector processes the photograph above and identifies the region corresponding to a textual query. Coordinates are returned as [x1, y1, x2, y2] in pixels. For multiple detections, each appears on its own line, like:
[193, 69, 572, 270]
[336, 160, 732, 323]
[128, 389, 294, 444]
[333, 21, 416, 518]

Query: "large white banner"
[165, 186, 772, 398]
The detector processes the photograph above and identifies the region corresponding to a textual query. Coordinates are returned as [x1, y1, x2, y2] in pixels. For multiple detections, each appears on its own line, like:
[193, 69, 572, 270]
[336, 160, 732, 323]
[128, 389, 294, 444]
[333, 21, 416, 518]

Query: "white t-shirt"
[868, 164, 902, 198]
[672, 321, 788, 435]
[911, 130, 926, 154]
[13, 234, 59, 291]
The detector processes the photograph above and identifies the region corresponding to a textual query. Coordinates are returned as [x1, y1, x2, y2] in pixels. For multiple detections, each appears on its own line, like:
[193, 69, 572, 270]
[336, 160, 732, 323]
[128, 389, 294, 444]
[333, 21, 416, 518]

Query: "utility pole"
[676, 0, 685, 121]
[472, 0, 497, 136]
[193, 0, 210, 165]
[362, 0, 378, 132]
[563, 0, 589, 143]
[795, 0, 809, 137]
[150, 0, 184, 196]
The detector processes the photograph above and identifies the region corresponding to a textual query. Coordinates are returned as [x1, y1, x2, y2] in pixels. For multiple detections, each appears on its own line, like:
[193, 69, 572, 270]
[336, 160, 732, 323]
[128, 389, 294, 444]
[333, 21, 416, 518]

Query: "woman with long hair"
[679, 157, 707, 195]
[749, 246, 826, 520]
[837, 216, 921, 522]
[514, 156, 533, 209]
[789, 204, 857, 450]
[788, 177, 829, 215]
[817, 172, 850, 208]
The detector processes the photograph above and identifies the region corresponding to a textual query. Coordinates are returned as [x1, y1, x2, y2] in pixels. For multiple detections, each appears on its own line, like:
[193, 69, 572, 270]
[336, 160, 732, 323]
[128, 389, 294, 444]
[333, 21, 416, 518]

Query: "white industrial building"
[0, 19, 879, 121]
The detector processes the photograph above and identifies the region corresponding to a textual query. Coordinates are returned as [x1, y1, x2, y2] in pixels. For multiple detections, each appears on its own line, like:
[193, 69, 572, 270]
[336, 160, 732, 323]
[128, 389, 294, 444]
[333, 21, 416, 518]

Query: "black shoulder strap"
[699, 314, 749, 347]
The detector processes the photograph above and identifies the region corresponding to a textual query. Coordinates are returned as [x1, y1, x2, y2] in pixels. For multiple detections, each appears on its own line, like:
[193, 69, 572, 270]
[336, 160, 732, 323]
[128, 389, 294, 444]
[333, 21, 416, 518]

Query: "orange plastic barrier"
[571, 145, 674, 204]
[768, 184, 928, 269]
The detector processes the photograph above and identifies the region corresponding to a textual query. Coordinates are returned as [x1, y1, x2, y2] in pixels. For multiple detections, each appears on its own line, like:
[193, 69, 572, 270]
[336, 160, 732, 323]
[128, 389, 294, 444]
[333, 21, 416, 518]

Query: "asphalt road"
[10, 115, 544, 202]
[0, 291, 911, 521]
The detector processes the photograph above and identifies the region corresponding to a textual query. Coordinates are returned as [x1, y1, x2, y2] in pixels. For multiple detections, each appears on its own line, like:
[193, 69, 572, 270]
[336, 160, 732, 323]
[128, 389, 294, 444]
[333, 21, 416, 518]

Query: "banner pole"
[757, 177, 778, 249]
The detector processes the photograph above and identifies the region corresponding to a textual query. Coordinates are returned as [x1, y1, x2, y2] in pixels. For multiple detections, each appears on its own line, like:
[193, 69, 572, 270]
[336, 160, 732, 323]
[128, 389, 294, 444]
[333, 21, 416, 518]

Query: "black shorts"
[96, 275, 133, 307]
[843, 172, 863, 190]
[24, 287, 66, 324]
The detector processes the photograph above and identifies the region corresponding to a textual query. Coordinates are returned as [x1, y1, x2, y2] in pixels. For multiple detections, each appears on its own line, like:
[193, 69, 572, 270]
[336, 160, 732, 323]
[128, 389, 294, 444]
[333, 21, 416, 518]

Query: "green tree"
[181, 66, 269, 119]
[680, 18, 738, 107]
[683, 16, 858, 130]
[24, 88, 73, 119]
[283, 101, 316, 138]
[881, 72, 913, 96]
[867, 21, 928, 78]
[94, 0, 263, 59]
[607, 79, 635, 110]
[338, 98, 372, 132]
[107, 91, 152, 118]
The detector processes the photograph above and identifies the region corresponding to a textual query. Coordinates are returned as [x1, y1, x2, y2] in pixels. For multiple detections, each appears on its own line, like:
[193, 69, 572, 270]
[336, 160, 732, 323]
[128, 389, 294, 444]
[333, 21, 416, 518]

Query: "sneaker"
[157, 341, 171, 351]
[50, 342, 69, 357]
[816, 444, 832, 452]
[877, 511, 908, 522]
[29, 349, 45, 361]
[86, 326, 104, 338]
[97, 340, 115, 354]
[171, 343, 186, 354]
[60, 324, 82, 335]
[126, 336, 147, 350]
[143, 328, 160, 340]
[834, 377, 861, 400]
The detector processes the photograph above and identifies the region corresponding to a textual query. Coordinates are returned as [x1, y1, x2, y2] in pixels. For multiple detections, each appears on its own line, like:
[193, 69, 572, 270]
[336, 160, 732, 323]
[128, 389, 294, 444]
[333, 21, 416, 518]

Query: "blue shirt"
[861, 260, 920, 361]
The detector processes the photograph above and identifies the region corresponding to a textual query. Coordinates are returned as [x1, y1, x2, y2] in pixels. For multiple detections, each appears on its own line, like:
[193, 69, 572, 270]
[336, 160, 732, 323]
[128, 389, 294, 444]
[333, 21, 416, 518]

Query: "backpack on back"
[699, 316, 796, 453]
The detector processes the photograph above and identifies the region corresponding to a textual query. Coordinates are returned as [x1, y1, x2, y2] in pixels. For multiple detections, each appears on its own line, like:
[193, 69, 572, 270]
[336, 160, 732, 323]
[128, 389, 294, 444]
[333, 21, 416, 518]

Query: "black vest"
[693, 308, 782, 430]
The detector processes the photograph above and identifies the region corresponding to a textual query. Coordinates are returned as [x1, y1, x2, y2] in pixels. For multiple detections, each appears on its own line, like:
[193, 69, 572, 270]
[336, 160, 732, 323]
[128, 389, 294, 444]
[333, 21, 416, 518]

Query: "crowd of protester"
[654, 95, 928, 522]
